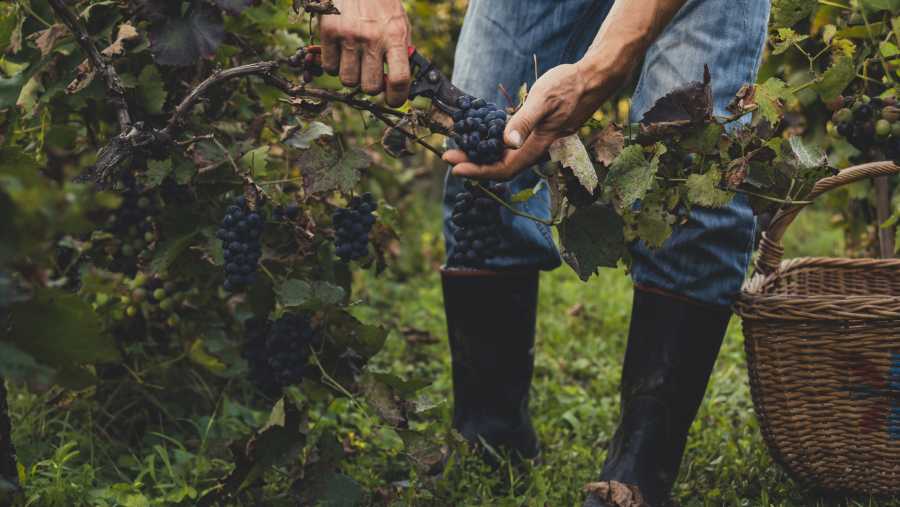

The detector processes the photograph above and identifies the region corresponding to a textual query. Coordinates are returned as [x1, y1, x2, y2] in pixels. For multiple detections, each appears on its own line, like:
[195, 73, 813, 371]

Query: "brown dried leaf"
[589, 123, 625, 167]
[66, 60, 96, 94]
[727, 83, 758, 116]
[583, 481, 649, 507]
[101, 23, 139, 58]
[31, 24, 68, 57]
[639, 65, 712, 125]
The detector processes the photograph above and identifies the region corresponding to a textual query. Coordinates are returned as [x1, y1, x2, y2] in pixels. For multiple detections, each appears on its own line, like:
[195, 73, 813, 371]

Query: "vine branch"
[47, 0, 131, 131]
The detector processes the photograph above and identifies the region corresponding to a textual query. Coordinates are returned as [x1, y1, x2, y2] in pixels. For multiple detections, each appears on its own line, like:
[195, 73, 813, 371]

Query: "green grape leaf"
[686, 167, 734, 208]
[136, 65, 167, 114]
[816, 56, 855, 103]
[772, 0, 816, 28]
[625, 196, 674, 249]
[140, 158, 172, 188]
[5, 288, 119, 372]
[240, 146, 270, 175]
[150, 231, 199, 274]
[681, 123, 724, 155]
[298, 141, 370, 195]
[558, 203, 626, 281]
[149, 3, 224, 66]
[604, 144, 660, 212]
[771, 28, 810, 55]
[755, 78, 792, 125]
[213, 0, 255, 14]
[275, 279, 345, 310]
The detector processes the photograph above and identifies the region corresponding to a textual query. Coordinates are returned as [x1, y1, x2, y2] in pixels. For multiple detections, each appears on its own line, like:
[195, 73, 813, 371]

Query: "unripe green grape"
[131, 288, 147, 303]
[152, 288, 166, 301]
[892, 122, 900, 137]
[159, 298, 174, 311]
[144, 231, 155, 243]
[112, 308, 125, 321]
[96, 293, 110, 306]
[166, 314, 180, 327]
[132, 273, 148, 288]
[876, 119, 892, 137]
[833, 108, 852, 123]
[119, 295, 130, 305]
[126, 306, 138, 318]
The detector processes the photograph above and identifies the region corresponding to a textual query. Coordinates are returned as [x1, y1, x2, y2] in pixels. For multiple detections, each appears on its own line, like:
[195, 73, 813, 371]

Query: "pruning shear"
[406, 46, 467, 115]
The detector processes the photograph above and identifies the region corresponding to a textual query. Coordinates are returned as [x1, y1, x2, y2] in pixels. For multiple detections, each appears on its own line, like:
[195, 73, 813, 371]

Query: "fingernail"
[508, 130, 523, 148]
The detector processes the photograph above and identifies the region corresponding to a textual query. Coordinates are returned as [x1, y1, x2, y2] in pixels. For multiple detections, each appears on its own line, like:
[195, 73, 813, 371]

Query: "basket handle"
[754, 160, 900, 275]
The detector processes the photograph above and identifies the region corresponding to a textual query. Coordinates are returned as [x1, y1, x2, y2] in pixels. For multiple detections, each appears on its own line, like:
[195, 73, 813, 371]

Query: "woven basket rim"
[736, 256, 900, 321]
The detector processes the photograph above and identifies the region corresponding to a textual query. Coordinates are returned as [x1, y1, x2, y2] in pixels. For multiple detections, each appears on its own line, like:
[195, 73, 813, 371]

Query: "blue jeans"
[443, 0, 770, 307]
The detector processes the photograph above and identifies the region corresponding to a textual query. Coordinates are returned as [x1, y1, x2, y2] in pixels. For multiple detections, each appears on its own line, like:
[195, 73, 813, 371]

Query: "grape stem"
[471, 182, 557, 226]
[46, 0, 132, 130]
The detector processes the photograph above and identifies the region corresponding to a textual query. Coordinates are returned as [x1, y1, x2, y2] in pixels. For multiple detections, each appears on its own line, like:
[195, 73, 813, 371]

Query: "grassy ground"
[7, 194, 898, 507]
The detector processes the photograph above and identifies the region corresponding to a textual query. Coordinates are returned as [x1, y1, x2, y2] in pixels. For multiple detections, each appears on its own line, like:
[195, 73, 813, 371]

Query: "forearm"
[576, 0, 688, 94]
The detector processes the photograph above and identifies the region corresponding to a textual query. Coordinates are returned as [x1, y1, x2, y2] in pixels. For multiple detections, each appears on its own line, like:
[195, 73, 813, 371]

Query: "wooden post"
[874, 176, 895, 258]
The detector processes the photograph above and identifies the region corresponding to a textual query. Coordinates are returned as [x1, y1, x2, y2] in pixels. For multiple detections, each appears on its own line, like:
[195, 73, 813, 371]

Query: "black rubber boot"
[583, 287, 732, 507]
[441, 268, 540, 462]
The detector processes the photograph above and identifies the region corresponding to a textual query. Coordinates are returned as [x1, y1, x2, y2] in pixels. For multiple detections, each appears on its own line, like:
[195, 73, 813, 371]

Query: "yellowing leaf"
[686, 167, 733, 208]
[189, 339, 227, 374]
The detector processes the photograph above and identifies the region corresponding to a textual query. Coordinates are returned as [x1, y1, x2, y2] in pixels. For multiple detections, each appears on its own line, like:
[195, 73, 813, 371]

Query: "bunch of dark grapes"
[451, 95, 507, 165]
[832, 95, 900, 162]
[217, 197, 263, 292]
[242, 313, 323, 394]
[447, 180, 508, 268]
[288, 45, 324, 83]
[333, 193, 377, 262]
[272, 203, 300, 222]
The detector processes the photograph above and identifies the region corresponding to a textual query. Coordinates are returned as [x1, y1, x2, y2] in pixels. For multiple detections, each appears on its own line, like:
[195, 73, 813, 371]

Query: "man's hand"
[444, 63, 619, 181]
[320, 0, 412, 107]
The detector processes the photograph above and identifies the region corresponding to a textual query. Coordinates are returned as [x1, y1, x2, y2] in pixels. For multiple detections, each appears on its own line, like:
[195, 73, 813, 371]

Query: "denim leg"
[445, 0, 613, 271]
[627, 0, 770, 306]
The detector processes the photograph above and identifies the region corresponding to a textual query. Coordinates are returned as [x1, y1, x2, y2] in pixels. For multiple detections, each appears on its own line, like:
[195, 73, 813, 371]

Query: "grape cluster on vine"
[832, 95, 900, 162]
[105, 187, 157, 264]
[218, 197, 263, 292]
[448, 180, 509, 268]
[451, 95, 507, 165]
[288, 45, 325, 83]
[333, 193, 377, 262]
[242, 313, 323, 394]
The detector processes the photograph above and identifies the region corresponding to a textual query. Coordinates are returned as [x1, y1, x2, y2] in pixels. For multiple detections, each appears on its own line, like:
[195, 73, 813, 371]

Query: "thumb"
[504, 94, 546, 149]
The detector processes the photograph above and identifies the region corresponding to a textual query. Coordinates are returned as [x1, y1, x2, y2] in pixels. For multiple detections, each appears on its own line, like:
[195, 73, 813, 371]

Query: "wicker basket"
[734, 161, 900, 496]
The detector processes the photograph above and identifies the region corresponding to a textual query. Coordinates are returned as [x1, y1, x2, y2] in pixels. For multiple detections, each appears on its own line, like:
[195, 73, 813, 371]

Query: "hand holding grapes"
[319, 0, 412, 107]
[444, 63, 622, 181]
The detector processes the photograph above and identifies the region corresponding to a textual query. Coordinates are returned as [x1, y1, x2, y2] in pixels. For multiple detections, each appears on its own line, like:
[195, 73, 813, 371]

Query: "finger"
[320, 26, 340, 75]
[339, 45, 362, 88]
[504, 95, 548, 148]
[502, 131, 557, 175]
[360, 49, 384, 96]
[442, 149, 469, 165]
[384, 44, 412, 107]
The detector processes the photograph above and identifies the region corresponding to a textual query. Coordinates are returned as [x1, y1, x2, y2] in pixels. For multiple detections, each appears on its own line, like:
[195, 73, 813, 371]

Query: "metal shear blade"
[407, 48, 466, 115]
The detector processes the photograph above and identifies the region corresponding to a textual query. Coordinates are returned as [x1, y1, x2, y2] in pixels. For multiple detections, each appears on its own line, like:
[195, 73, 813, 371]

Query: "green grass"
[7, 196, 897, 506]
